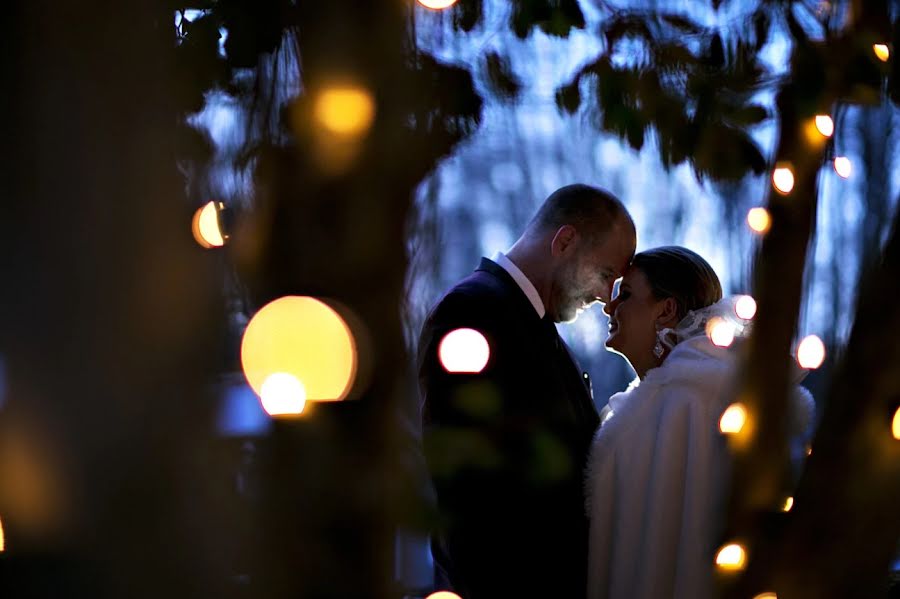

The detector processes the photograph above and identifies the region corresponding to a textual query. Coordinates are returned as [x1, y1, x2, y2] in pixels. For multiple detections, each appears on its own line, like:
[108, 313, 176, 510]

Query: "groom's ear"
[656, 297, 679, 328]
[550, 225, 578, 257]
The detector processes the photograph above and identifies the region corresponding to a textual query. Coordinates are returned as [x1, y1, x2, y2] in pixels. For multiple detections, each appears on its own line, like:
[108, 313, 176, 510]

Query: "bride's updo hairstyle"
[631, 246, 723, 323]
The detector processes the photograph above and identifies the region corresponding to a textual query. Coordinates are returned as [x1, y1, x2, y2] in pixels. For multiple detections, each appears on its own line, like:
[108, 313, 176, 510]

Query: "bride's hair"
[632, 246, 722, 322]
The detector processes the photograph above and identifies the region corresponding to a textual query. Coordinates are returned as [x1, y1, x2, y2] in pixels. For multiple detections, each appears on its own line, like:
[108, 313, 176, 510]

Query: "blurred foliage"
[448, 0, 585, 38]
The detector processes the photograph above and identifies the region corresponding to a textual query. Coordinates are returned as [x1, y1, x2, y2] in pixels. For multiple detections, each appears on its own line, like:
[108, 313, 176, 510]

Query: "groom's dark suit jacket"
[418, 258, 601, 599]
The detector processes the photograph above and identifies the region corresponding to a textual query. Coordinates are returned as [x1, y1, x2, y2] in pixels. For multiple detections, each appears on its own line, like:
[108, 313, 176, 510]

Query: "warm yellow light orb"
[796, 335, 826, 369]
[715, 543, 747, 571]
[735, 295, 758, 320]
[783, 496, 794, 512]
[707, 318, 735, 348]
[873, 44, 890, 62]
[439, 328, 490, 373]
[241, 296, 357, 403]
[753, 593, 778, 599]
[772, 166, 795, 194]
[834, 156, 852, 179]
[192, 201, 226, 248]
[314, 86, 375, 136]
[259, 372, 307, 417]
[892, 407, 900, 440]
[719, 403, 748, 434]
[814, 115, 834, 137]
[417, 0, 459, 8]
[747, 207, 772, 234]
[426, 592, 462, 599]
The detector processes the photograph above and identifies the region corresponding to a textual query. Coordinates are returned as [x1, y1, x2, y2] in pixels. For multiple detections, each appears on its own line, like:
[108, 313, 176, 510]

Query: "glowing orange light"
[806, 445, 813, 456]
[747, 207, 772, 234]
[720, 403, 748, 434]
[439, 328, 490, 373]
[707, 317, 735, 348]
[814, 115, 834, 137]
[796, 335, 825, 369]
[259, 372, 307, 417]
[426, 593, 462, 599]
[873, 44, 890, 62]
[314, 86, 375, 136]
[834, 156, 852, 178]
[192, 201, 226, 248]
[241, 296, 357, 406]
[0, 514, 4, 552]
[417, 0, 458, 8]
[753, 593, 778, 599]
[735, 295, 758, 320]
[772, 165, 795, 194]
[783, 497, 794, 512]
[892, 407, 900, 440]
[715, 543, 747, 571]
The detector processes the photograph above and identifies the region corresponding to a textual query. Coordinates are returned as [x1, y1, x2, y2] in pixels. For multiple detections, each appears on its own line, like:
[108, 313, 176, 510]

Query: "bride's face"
[603, 266, 668, 371]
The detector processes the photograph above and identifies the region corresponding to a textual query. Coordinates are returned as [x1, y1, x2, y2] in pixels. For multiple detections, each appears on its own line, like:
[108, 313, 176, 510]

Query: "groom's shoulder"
[427, 270, 512, 325]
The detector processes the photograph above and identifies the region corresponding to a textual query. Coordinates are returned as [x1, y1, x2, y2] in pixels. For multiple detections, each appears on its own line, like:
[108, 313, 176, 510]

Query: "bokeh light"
[0, 514, 4, 552]
[241, 296, 357, 404]
[892, 407, 900, 440]
[417, 0, 459, 8]
[719, 403, 748, 434]
[747, 207, 772, 234]
[707, 317, 736, 348]
[314, 86, 375, 137]
[753, 593, 778, 599]
[814, 114, 834, 137]
[873, 44, 890, 62]
[735, 295, 758, 320]
[426, 593, 462, 599]
[439, 328, 490, 373]
[783, 496, 794, 512]
[259, 372, 307, 417]
[833, 156, 852, 178]
[772, 165, 795, 194]
[796, 335, 826, 369]
[192, 201, 225, 248]
[715, 543, 747, 571]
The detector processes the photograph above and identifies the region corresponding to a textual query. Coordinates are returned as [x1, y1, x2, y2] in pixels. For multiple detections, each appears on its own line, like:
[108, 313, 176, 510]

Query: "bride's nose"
[603, 298, 618, 316]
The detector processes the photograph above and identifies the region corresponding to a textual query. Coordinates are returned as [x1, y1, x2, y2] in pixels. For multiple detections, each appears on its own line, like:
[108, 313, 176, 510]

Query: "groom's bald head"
[526, 184, 633, 243]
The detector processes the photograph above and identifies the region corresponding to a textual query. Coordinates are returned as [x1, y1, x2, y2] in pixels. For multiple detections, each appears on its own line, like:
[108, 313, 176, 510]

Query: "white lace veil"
[657, 296, 753, 351]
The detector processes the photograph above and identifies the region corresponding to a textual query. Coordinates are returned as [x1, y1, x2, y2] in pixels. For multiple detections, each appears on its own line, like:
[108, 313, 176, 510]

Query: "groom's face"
[551, 223, 634, 323]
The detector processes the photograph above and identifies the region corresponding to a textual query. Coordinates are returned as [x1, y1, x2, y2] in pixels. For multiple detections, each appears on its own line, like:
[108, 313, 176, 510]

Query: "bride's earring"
[653, 327, 667, 359]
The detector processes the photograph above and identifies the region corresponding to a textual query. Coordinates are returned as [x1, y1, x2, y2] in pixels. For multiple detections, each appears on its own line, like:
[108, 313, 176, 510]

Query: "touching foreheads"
[526, 184, 633, 243]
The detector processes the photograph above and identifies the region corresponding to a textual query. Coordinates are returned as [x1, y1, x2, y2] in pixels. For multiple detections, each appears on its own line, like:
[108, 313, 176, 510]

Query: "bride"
[586, 246, 813, 599]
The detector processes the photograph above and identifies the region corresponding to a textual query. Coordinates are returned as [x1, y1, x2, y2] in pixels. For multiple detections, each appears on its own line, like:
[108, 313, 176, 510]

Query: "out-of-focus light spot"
[241, 296, 358, 404]
[719, 403, 748, 434]
[891, 407, 900, 440]
[715, 543, 747, 571]
[439, 328, 490, 373]
[417, 0, 458, 8]
[735, 295, 758, 320]
[753, 593, 778, 599]
[707, 318, 736, 348]
[747, 207, 772, 234]
[314, 86, 375, 137]
[259, 372, 306, 417]
[783, 496, 794, 512]
[814, 115, 834, 137]
[873, 44, 890, 62]
[0, 514, 4, 552]
[806, 445, 813, 456]
[833, 156, 852, 178]
[192, 201, 226, 248]
[796, 335, 826, 369]
[772, 165, 795, 194]
[426, 592, 462, 599]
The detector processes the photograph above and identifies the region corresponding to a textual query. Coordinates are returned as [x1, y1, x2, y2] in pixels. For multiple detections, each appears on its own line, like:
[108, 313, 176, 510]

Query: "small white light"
[834, 156, 852, 178]
[259, 372, 307, 417]
[873, 44, 890, 62]
[417, 0, 459, 9]
[715, 543, 747, 571]
[814, 115, 834, 137]
[783, 497, 794, 512]
[747, 207, 772, 234]
[796, 335, 826, 369]
[707, 318, 736, 348]
[720, 403, 748, 434]
[735, 295, 758, 320]
[891, 407, 900, 440]
[772, 166, 795, 194]
[439, 328, 491, 374]
[426, 592, 462, 599]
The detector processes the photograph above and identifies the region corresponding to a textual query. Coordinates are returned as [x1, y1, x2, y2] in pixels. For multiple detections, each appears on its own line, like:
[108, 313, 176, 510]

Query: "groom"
[418, 184, 636, 598]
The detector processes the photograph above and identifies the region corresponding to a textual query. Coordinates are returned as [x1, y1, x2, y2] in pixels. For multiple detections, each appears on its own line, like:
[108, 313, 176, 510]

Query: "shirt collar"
[491, 251, 546, 318]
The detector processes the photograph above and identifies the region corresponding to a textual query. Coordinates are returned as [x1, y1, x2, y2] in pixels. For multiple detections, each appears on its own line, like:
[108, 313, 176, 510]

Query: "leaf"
[691, 123, 766, 181]
[453, 0, 483, 33]
[555, 80, 581, 114]
[484, 52, 522, 101]
[604, 14, 653, 47]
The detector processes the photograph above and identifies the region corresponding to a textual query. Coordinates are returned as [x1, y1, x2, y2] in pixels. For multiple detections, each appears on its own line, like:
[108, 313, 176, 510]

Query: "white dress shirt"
[491, 251, 546, 318]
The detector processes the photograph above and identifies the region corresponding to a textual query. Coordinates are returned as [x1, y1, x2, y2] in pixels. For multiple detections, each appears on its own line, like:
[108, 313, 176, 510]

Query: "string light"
[426, 593, 462, 599]
[783, 497, 794, 512]
[439, 328, 491, 373]
[873, 44, 890, 62]
[259, 372, 307, 417]
[417, 0, 459, 8]
[735, 295, 757, 320]
[715, 543, 747, 571]
[719, 403, 748, 434]
[314, 86, 375, 137]
[772, 164, 795, 194]
[191, 201, 226, 248]
[707, 317, 736, 348]
[753, 593, 778, 599]
[747, 207, 772, 234]
[796, 335, 826, 369]
[0, 514, 4, 552]
[814, 115, 834, 137]
[892, 407, 900, 440]
[833, 156, 852, 178]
